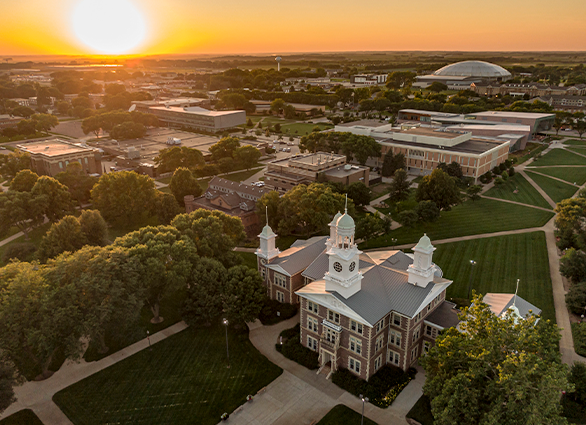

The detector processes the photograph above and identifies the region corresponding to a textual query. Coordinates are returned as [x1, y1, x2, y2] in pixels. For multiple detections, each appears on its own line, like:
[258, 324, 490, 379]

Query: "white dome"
[337, 213, 355, 230]
[433, 61, 511, 79]
[259, 224, 275, 238]
[414, 234, 433, 252]
[330, 211, 342, 226]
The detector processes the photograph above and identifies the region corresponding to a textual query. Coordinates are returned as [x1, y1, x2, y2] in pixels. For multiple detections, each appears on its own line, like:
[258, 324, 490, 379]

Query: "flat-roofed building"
[264, 152, 370, 193]
[146, 105, 245, 133]
[0, 114, 23, 130]
[130, 97, 210, 114]
[17, 138, 102, 177]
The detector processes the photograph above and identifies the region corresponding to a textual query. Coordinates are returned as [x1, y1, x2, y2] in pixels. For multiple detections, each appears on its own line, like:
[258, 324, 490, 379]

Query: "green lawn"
[363, 198, 554, 248]
[0, 409, 43, 425]
[54, 326, 283, 425]
[317, 405, 378, 425]
[406, 395, 434, 425]
[565, 147, 586, 156]
[531, 149, 586, 166]
[525, 167, 586, 185]
[511, 142, 547, 165]
[235, 251, 258, 270]
[483, 173, 551, 209]
[563, 139, 586, 146]
[0, 222, 52, 267]
[281, 122, 333, 135]
[434, 232, 555, 322]
[223, 167, 264, 183]
[525, 171, 578, 203]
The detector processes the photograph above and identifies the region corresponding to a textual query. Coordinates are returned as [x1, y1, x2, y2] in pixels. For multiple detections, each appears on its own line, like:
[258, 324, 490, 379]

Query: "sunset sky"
[1, 0, 585, 56]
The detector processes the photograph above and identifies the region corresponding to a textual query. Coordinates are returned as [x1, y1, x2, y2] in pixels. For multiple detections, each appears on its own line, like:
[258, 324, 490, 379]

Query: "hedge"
[275, 324, 319, 369]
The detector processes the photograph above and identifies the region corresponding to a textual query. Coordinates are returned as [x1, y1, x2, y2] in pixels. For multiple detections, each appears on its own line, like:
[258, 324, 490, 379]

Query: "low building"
[184, 176, 274, 238]
[0, 114, 23, 130]
[17, 138, 102, 177]
[146, 105, 245, 133]
[351, 74, 388, 85]
[264, 152, 370, 193]
[335, 121, 510, 181]
[256, 212, 459, 379]
[130, 97, 210, 114]
[471, 82, 586, 98]
[536, 94, 586, 113]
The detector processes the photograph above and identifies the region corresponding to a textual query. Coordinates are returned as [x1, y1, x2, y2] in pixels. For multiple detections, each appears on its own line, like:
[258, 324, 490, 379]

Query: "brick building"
[256, 210, 459, 380]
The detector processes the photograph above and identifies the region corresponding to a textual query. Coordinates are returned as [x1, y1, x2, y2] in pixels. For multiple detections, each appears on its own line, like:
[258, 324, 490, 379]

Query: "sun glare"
[72, 0, 147, 55]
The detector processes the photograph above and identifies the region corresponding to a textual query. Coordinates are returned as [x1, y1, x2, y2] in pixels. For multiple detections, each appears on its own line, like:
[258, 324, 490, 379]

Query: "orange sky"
[1, 0, 585, 56]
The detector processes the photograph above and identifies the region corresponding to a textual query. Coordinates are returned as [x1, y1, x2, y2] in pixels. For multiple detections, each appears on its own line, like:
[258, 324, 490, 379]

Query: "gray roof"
[483, 293, 542, 318]
[425, 301, 460, 329]
[268, 236, 328, 276]
[433, 61, 512, 78]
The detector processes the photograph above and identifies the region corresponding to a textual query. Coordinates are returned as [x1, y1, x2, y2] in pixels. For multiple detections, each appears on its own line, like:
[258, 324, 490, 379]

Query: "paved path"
[479, 194, 553, 212]
[228, 316, 412, 425]
[0, 322, 189, 423]
[519, 170, 557, 209]
[523, 169, 580, 187]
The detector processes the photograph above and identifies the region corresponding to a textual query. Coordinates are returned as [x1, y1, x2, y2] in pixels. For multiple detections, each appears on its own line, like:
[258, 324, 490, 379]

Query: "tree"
[31, 113, 59, 134]
[565, 281, 586, 315]
[437, 161, 463, 179]
[31, 176, 74, 222]
[0, 359, 17, 414]
[554, 115, 564, 136]
[153, 192, 182, 225]
[386, 71, 416, 89]
[169, 167, 201, 206]
[340, 134, 381, 165]
[182, 257, 226, 325]
[110, 122, 146, 140]
[560, 248, 586, 283]
[398, 209, 418, 227]
[91, 171, 158, 226]
[0, 151, 31, 180]
[421, 294, 570, 425]
[56, 101, 70, 115]
[416, 169, 461, 211]
[256, 190, 281, 230]
[209, 137, 240, 161]
[223, 265, 266, 324]
[54, 162, 98, 208]
[270, 98, 286, 114]
[81, 115, 103, 138]
[246, 118, 253, 127]
[427, 82, 448, 93]
[113, 225, 198, 323]
[0, 191, 45, 239]
[554, 197, 586, 250]
[37, 216, 85, 262]
[466, 185, 482, 202]
[233, 145, 261, 170]
[155, 146, 205, 173]
[11, 105, 35, 118]
[389, 169, 411, 201]
[79, 209, 109, 246]
[9, 169, 38, 192]
[347, 182, 371, 206]
[381, 151, 406, 177]
[574, 119, 586, 139]
[356, 213, 385, 246]
[416, 200, 440, 222]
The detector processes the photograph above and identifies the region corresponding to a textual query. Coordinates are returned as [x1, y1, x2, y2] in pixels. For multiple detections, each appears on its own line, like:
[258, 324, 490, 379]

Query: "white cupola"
[256, 207, 280, 261]
[407, 234, 436, 288]
[324, 199, 363, 298]
[326, 211, 342, 249]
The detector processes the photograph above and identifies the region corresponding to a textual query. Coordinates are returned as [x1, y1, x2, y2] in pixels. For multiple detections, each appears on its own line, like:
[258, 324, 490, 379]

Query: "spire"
[513, 279, 519, 307]
[265, 205, 269, 227]
[344, 193, 348, 214]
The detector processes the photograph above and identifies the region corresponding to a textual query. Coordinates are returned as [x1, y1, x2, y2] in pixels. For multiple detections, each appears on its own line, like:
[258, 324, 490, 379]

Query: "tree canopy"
[155, 146, 205, 174]
[416, 169, 461, 210]
[169, 167, 201, 206]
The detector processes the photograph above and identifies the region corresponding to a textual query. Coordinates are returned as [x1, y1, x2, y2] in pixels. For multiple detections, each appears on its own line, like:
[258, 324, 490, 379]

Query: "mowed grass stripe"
[524, 166, 586, 185]
[54, 326, 282, 425]
[531, 149, 586, 166]
[525, 171, 578, 203]
[563, 139, 586, 146]
[433, 232, 555, 322]
[363, 198, 554, 248]
[484, 173, 551, 209]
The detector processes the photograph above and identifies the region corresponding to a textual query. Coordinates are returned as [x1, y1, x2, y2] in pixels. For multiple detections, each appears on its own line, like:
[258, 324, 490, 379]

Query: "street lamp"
[390, 237, 397, 250]
[359, 394, 369, 425]
[223, 318, 230, 368]
[467, 260, 476, 301]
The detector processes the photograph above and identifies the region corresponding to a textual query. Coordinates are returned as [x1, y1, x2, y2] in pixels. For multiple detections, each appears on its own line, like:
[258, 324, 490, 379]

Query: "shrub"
[508, 167, 515, 176]
[398, 209, 418, 227]
[572, 322, 586, 357]
[494, 177, 504, 186]
[259, 299, 297, 325]
[566, 282, 586, 315]
[2, 242, 37, 263]
[416, 200, 440, 223]
[479, 171, 493, 184]
[275, 324, 319, 369]
[501, 171, 509, 181]
[499, 163, 508, 172]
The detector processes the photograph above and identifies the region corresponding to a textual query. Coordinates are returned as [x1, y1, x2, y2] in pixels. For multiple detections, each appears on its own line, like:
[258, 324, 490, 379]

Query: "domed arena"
[433, 60, 512, 80]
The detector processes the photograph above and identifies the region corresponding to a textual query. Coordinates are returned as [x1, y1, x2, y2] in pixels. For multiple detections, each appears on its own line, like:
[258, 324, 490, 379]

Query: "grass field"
[525, 167, 586, 185]
[531, 149, 586, 166]
[54, 326, 283, 425]
[316, 405, 378, 425]
[406, 396, 434, 425]
[525, 171, 578, 203]
[483, 173, 551, 209]
[0, 222, 52, 267]
[363, 198, 554, 248]
[223, 167, 264, 183]
[434, 232, 555, 322]
[565, 147, 586, 156]
[564, 139, 586, 146]
[281, 122, 333, 135]
[0, 409, 43, 425]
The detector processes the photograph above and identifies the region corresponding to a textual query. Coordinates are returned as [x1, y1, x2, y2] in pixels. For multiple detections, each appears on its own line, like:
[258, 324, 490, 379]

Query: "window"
[426, 325, 433, 337]
[393, 313, 401, 327]
[349, 357, 361, 374]
[349, 337, 362, 355]
[411, 346, 419, 361]
[375, 318, 384, 333]
[389, 350, 400, 366]
[276, 291, 284, 303]
[307, 316, 319, 333]
[59, 161, 63, 169]
[389, 330, 402, 348]
[260, 267, 266, 280]
[328, 310, 340, 324]
[275, 274, 287, 288]
[307, 336, 318, 351]
[423, 341, 431, 355]
[84, 157, 88, 164]
[308, 300, 318, 314]
[412, 328, 420, 342]
[374, 355, 382, 371]
[350, 320, 363, 335]
[325, 328, 336, 343]
[375, 334, 384, 352]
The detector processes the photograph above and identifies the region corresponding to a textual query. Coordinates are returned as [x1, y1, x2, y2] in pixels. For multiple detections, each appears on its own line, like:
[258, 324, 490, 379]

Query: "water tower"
[275, 56, 282, 72]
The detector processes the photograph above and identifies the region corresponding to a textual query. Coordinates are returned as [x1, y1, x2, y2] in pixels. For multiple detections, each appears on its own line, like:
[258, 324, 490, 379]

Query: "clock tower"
[256, 208, 280, 262]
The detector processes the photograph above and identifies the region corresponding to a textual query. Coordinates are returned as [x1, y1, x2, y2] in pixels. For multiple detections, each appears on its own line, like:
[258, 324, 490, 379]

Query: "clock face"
[333, 262, 343, 272]
[349, 261, 356, 272]
[260, 258, 267, 265]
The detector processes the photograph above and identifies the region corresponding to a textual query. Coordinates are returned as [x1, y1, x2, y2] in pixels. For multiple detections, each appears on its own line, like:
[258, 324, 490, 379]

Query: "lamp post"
[390, 238, 397, 250]
[467, 260, 476, 301]
[223, 318, 230, 368]
[146, 330, 151, 350]
[359, 394, 369, 425]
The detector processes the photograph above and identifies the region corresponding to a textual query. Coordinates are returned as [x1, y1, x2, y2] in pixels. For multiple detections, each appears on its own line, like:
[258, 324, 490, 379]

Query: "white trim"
[295, 292, 374, 327]
[410, 281, 451, 319]
[322, 319, 342, 333]
[266, 264, 291, 277]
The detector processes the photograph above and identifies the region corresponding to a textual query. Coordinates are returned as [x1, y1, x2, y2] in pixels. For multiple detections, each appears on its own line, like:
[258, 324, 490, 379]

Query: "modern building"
[256, 212, 459, 379]
[351, 74, 388, 85]
[335, 121, 510, 181]
[17, 138, 102, 177]
[264, 152, 370, 193]
[414, 61, 512, 88]
[130, 98, 210, 114]
[184, 176, 274, 238]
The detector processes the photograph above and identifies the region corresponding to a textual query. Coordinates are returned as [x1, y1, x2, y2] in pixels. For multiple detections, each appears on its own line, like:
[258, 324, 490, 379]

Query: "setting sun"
[71, 0, 147, 55]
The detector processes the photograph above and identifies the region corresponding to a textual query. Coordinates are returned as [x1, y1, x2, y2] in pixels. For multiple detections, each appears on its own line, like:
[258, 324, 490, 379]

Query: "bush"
[566, 282, 586, 315]
[494, 177, 504, 186]
[501, 171, 509, 181]
[332, 365, 416, 408]
[259, 299, 297, 325]
[479, 171, 493, 184]
[193, 164, 219, 178]
[398, 209, 418, 227]
[275, 324, 319, 369]
[572, 322, 586, 357]
[2, 242, 37, 263]
[508, 167, 516, 176]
